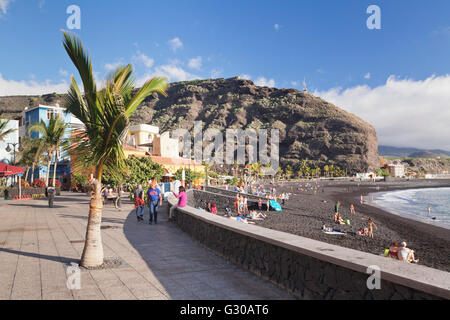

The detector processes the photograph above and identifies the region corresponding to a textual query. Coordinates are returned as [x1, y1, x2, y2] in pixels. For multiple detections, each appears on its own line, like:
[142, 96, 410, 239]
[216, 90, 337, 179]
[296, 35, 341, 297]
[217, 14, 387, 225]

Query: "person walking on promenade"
[169, 186, 187, 222]
[147, 181, 162, 225]
[350, 204, 356, 215]
[134, 184, 145, 221]
[258, 198, 262, 211]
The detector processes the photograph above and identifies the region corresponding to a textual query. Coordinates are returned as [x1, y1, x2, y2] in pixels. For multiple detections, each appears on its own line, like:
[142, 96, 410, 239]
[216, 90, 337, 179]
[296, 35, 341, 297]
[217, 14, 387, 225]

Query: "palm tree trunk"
[80, 179, 104, 267]
[25, 167, 30, 182]
[46, 159, 51, 187]
[30, 162, 35, 184]
[52, 151, 58, 188]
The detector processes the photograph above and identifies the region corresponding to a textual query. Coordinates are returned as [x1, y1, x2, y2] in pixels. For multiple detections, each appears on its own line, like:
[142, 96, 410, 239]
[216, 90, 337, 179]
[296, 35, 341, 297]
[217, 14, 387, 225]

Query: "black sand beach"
[246, 179, 450, 272]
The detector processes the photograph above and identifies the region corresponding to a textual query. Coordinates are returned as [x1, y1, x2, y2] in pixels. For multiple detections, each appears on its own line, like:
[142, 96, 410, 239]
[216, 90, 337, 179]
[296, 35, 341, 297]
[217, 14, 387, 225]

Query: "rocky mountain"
[399, 158, 450, 175]
[379, 145, 450, 158]
[0, 77, 380, 173]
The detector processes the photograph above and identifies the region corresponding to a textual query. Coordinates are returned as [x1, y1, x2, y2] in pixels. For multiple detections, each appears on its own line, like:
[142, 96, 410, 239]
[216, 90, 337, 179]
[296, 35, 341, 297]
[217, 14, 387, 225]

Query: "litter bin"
[47, 187, 55, 208]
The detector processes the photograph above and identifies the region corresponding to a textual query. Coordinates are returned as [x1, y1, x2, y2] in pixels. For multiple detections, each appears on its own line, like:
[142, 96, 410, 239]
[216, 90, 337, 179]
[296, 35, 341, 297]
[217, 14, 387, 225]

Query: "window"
[47, 109, 62, 120]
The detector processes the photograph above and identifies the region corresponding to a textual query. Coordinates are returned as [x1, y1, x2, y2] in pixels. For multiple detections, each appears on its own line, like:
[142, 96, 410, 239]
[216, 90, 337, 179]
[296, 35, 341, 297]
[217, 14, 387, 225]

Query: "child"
[350, 204, 356, 215]
[211, 203, 217, 215]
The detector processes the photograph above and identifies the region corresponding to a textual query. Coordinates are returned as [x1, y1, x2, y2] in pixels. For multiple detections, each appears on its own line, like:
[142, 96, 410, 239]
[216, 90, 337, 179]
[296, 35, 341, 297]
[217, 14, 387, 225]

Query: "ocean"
[370, 187, 450, 230]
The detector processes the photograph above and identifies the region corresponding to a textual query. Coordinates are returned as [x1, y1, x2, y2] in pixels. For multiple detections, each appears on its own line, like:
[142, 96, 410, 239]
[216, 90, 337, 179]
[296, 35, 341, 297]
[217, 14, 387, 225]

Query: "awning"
[0, 162, 24, 177]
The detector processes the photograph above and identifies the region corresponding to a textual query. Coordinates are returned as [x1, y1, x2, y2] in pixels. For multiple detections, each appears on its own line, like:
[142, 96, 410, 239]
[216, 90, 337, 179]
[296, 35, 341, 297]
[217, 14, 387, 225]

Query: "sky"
[0, 0, 449, 150]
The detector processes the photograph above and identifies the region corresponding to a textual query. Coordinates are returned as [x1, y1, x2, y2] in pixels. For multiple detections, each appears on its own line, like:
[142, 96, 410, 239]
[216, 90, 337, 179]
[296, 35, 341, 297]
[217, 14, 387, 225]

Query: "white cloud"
[0, 73, 69, 96]
[137, 64, 199, 86]
[291, 81, 299, 87]
[133, 52, 154, 68]
[188, 56, 202, 70]
[168, 37, 183, 52]
[238, 74, 276, 87]
[315, 74, 450, 150]
[104, 61, 123, 72]
[274, 24, 280, 31]
[59, 69, 69, 77]
[238, 74, 251, 80]
[364, 72, 371, 80]
[0, 0, 13, 15]
[254, 77, 276, 88]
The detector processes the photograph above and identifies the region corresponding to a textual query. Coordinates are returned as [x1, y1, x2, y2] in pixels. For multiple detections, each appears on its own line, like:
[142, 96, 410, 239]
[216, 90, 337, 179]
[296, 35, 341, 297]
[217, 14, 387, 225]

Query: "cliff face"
[0, 77, 380, 173]
[130, 77, 380, 172]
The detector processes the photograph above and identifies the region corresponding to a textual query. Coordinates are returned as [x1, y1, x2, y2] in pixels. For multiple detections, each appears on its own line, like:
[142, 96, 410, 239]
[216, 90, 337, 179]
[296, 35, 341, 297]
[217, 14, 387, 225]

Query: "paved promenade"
[0, 192, 293, 300]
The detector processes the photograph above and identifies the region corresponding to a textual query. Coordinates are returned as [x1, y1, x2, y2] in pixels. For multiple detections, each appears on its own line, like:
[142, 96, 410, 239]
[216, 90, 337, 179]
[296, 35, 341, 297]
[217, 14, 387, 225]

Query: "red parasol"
[0, 162, 24, 178]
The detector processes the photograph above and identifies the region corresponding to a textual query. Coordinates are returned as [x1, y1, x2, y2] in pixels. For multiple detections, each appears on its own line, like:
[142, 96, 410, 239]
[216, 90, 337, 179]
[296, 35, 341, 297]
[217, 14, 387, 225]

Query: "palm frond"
[0, 119, 17, 142]
[62, 32, 168, 181]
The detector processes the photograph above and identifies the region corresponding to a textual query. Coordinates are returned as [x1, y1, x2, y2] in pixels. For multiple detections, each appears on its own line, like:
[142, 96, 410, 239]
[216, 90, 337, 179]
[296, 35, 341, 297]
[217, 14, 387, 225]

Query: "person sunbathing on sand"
[397, 242, 419, 263]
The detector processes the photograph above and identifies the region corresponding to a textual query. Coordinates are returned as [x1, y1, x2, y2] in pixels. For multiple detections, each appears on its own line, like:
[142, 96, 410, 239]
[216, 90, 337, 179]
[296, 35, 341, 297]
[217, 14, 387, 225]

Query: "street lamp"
[5, 142, 23, 165]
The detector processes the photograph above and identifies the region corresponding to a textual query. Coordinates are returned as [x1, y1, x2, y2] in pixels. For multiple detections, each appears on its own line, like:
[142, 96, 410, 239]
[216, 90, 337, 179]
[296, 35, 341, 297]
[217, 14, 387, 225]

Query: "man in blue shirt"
[147, 181, 163, 224]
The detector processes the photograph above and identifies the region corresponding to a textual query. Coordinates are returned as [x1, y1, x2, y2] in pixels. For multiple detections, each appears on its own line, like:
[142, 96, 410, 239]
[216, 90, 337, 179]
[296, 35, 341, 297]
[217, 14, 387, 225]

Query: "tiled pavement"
[0, 192, 294, 300]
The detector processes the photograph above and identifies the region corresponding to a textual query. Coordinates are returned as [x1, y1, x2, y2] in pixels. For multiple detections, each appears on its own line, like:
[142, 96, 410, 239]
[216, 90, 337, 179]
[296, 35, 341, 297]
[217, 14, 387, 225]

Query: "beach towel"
[322, 231, 346, 235]
[269, 200, 282, 212]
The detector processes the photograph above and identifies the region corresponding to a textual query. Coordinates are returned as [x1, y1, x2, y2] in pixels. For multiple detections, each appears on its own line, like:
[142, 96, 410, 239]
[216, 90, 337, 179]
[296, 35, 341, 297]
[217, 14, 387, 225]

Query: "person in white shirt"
[397, 242, 419, 263]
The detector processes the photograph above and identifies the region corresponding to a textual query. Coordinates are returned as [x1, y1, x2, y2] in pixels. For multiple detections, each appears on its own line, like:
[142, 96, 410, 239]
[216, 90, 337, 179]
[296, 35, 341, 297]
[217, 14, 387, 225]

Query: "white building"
[388, 163, 405, 177]
[126, 124, 160, 154]
[0, 119, 19, 164]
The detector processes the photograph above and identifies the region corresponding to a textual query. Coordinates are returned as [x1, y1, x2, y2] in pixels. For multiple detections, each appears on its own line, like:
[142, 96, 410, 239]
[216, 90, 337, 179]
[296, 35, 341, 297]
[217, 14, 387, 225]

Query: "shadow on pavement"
[0, 248, 79, 265]
[122, 202, 294, 300]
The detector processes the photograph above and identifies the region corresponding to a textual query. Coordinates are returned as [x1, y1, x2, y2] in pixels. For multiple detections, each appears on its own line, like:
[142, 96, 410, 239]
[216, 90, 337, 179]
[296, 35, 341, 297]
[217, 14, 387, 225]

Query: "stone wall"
[4, 187, 61, 198]
[169, 190, 449, 300]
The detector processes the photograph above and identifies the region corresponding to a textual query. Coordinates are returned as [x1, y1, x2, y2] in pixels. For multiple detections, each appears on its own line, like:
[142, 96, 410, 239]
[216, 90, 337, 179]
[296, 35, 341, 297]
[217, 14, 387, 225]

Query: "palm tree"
[0, 118, 17, 142]
[202, 161, 212, 186]
[323, 165, 329, 177]
[62, 32, 168, 268]
[28, 114, 68, 187]
[18, 136, 43, 182]
[30, 138, 46, 184]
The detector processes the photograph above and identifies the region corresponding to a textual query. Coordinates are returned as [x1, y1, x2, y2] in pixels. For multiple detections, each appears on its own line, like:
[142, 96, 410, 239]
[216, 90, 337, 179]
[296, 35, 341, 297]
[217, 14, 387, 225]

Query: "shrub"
[32, 179, 46, 188]
[20, 180, 31, 189]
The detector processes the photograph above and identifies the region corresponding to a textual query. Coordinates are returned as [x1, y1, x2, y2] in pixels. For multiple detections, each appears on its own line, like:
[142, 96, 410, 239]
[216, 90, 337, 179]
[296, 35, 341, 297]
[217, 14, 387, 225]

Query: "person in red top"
[134, 185, 145, 222]
[211, 203, 217, 215]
